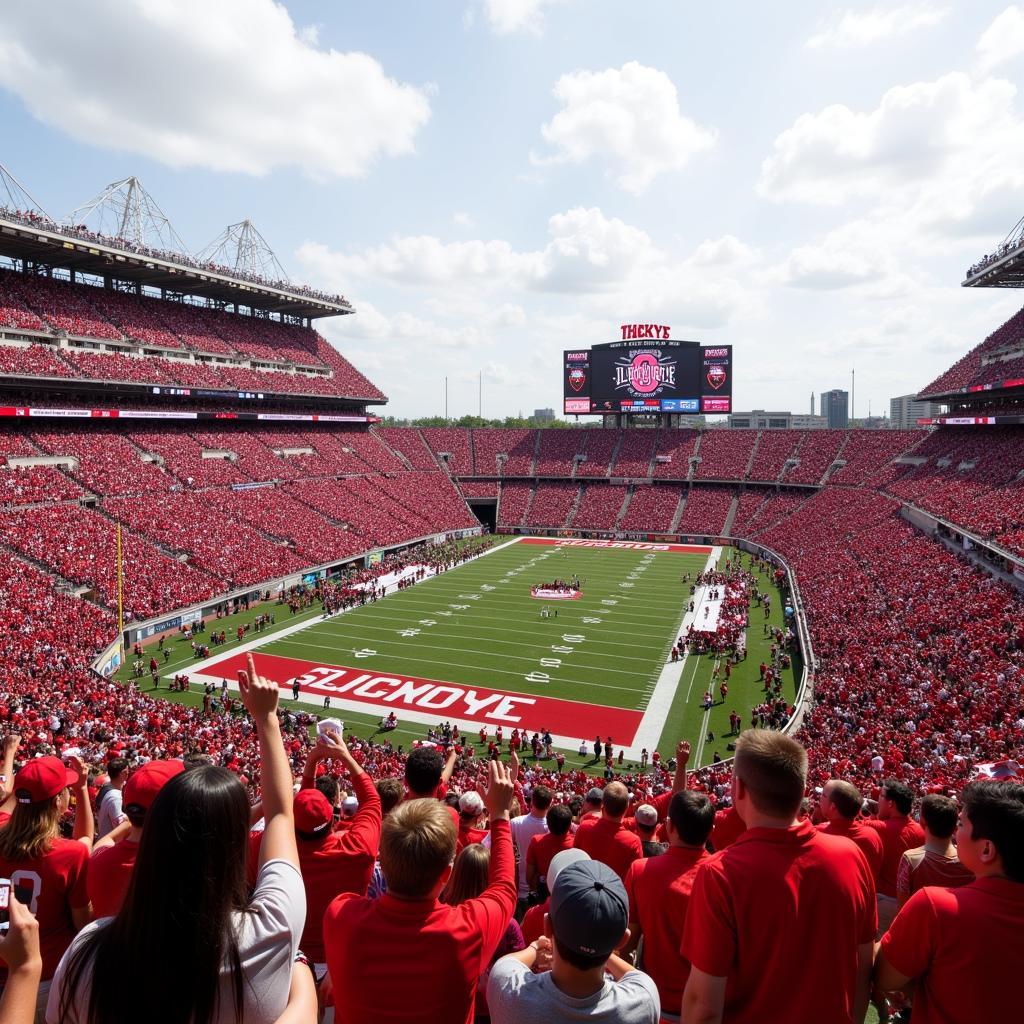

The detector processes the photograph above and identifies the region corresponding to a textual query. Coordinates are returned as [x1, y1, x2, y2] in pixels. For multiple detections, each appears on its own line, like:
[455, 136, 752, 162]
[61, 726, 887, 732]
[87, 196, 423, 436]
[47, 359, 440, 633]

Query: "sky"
[2, 0, 1024, 420]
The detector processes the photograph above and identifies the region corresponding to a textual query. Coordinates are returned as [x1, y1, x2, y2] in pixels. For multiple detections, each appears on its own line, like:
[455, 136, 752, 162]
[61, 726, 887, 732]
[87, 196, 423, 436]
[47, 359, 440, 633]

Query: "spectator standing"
[322, 759, 517, 1023]
[876, 782, 1024, 1024]
[48, 654, 306, 1024]
[487, 858, 660, 1023]
[895, 794, 974, 908]
[456, 791, 488, 853]
[526, 804, 574, 901]
[0, 755, 93, 1021]
[94, 759, 128, 840]
[632, 805, 666, 858]
[622, 792, 714, 1020]
[865, 779, 925, 934]
[681, 731, 876, 1024]
[573, 782, 642, 882]
[815, 780, 884, 884]
[505, 785, 551, 917]
[87, 760, 184, 919]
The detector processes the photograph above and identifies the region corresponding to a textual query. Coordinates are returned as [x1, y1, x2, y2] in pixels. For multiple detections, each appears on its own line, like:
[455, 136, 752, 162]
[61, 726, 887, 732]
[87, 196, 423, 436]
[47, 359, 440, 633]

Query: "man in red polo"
[526, 803, 574, 899]
[88, 759, 184, 918]
[681, 730, 876, 1024]
[623, 790, 714, 1015]
[876, 781, 1024, 1024]
[816, 779, 884, 883]
[573, 781, 642, 882]
[864, 779, 924, 934]
[323, 759, 516, 1024]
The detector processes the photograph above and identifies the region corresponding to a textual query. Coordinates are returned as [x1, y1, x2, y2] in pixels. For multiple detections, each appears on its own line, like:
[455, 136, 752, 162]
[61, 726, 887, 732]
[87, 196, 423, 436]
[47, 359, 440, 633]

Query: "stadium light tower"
[196, 219, 290, 282]
[65, 176, 190, 254]
[0, 162, 51, 220]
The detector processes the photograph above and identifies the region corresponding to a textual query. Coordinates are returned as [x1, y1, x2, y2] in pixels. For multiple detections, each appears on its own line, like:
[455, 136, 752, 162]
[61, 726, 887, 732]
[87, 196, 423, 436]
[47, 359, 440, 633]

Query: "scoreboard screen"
[564, 336, 732, 415]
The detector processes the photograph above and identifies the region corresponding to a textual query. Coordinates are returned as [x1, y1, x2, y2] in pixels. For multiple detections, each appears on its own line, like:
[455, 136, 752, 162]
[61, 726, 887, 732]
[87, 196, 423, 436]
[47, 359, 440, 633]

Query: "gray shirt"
[95, 788, 124, 839]
[487, 958, 661, 1023]
[47, 858, 306, 1024]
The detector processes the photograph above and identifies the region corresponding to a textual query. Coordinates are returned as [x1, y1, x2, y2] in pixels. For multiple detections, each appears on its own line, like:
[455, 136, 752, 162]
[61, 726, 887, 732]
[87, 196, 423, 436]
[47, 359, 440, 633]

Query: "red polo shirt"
[709, 806, 746, 851]
[880, 877, 1024, 1024]
[323, 818, 516, 1024]
[526, 830, 574, 885]
[88, 838, 140, 919]
[572, 815, 642, 881]
[865, 815, 925, 897]
[297, 770, 381, 963]
[817, 818, 884, 882]
[681, 820, 876, 1023]
[625, 845, 707, 1010]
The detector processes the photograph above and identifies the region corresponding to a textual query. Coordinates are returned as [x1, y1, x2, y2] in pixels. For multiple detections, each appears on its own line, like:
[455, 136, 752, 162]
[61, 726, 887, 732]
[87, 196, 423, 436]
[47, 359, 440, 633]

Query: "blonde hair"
[735, 730, 807, 818]
[380, 799, 456, 898]
[440, 843, 490, 906]
[0, 798, 63, 861]
[602, 781, 629, 818]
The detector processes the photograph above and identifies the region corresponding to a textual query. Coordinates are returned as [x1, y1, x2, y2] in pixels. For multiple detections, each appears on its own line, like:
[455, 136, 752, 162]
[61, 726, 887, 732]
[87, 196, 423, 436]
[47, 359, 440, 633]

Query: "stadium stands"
[694, 430, 756, 480]
[675, 486, 734, 535]
[420, 427, 473, 476]
[526, 481, 580, 527]
[747, 429, 801, 482]
[785, 429, 847, 485]
[570, 483, 627, 530]
[497, 482, 532, 527]
[618, 483, 683, 533]
[576, 428, 618, 478]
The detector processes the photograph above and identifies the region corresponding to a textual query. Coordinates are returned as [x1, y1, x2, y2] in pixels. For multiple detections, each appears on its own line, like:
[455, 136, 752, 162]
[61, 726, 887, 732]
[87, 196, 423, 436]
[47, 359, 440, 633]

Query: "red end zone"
[208, 651, 643, 742]
[520, 537, 712, 554]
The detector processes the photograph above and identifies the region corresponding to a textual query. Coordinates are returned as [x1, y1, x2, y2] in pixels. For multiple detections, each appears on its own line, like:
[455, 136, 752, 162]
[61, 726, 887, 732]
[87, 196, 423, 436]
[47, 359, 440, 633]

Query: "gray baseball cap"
[549, 859, 629, 959]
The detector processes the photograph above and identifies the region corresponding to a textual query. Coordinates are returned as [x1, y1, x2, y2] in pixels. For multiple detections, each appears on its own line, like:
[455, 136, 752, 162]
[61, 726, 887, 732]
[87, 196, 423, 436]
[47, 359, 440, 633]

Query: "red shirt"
[298, 771, 381, 963]
[816, 818, 884, 882]
[88, 838, 140, 919]
[456, 821, 488, 854]
[881, 877, 1024, 1024]
[521, 897, 548, 945]
[526, 831, 574, 884]
[0, 838, 90, 980]
[625, 845, 707, 1010]
[681, 820, 877, 1024]
[709, 806, 746, 851]
[865, 815, 925, 897]
[323, 818, 516, 1024]
[572, 816, 642, 882]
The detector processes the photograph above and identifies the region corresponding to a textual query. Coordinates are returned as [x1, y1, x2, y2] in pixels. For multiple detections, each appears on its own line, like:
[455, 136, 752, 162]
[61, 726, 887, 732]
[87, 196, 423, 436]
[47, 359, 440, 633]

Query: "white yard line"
[626, 545, 722, 759]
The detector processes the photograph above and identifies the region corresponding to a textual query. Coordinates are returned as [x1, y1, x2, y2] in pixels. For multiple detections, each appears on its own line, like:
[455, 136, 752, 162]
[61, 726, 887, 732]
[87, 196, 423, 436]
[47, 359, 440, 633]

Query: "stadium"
[0, 5, 1021, 1024]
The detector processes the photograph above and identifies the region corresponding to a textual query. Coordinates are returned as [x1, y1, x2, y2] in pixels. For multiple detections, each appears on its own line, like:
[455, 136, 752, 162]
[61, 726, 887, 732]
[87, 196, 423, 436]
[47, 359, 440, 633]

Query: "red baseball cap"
[294, 789, 333, 838]
[14, 756, 78, 805]
[123, 760, 185, 818]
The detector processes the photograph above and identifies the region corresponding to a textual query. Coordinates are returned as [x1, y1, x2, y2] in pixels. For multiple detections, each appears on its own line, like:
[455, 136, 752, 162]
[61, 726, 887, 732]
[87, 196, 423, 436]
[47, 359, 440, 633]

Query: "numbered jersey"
[0, 837, 90, 980]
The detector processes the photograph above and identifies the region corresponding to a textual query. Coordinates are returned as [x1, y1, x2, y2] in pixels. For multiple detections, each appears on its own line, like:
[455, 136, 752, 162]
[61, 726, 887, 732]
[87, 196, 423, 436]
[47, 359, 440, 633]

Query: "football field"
[185, 538, 799, 766]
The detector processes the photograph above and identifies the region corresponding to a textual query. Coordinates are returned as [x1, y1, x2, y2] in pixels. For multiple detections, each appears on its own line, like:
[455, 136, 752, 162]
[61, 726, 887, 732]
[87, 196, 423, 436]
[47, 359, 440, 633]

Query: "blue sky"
[2, 0, 1024, 418]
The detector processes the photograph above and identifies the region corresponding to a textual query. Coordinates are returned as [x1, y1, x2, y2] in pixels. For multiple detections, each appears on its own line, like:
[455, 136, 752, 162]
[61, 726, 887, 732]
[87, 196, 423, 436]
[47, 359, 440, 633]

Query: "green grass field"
[123, 538, 799, 771]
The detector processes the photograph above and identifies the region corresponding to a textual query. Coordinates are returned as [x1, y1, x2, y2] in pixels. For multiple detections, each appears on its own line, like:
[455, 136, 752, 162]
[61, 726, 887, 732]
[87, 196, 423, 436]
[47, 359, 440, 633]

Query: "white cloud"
[805, 3, 948, 49]
[535, 62, 716, 194]
[757, 72, 1024, 242]
[976, 5, 1024, 73]
[478, 0, 565, 35]
[453, 211, 476, 228]
[0, 0, 431, 180]
[690, 235, 760, 268]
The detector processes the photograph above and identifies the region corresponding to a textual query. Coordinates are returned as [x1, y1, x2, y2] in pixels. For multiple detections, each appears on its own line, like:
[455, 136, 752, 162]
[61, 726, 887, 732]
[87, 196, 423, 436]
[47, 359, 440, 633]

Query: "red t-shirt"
[817, 819, 884, 882]
[0, 838, 90, 980]
[521, 897, 549, 945]
[625, 845, 707, 1010]
[88, 838, 140, 919]
[865, 815, 925, 897]
[880, 877, 1024, 1024]
[526, 831, 574, 884]
[708, 806, 746, 851]
[297, 771, 382, 963]
[456, 822, 488, 854]
[323, 818, 516, 1024]
[572, 816, 642, 882]
[681, 820, 876, 1024]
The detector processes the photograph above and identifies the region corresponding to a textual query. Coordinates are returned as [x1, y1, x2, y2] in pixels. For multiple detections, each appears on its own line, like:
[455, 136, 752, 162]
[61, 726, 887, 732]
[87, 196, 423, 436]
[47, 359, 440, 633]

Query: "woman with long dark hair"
[47, 655, 306, 1024]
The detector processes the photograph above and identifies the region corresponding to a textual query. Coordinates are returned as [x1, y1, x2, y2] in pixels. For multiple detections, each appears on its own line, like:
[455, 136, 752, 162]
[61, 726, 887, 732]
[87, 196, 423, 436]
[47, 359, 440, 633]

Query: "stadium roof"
[0, 210, 352, 320]
[962, 214, 1024, 288]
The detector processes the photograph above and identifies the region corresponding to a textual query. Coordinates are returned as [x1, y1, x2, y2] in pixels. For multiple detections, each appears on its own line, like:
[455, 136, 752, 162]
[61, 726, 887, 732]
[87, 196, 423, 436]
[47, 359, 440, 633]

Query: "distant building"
[533, 408, 555, 423]
[727, 410, 824, 429]
[820, 390, 849, 429]
[890, 394, 942, 429]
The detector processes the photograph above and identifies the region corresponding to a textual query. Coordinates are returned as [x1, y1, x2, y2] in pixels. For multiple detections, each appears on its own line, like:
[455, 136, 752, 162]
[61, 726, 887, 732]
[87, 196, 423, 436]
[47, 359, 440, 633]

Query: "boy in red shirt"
[681, 730, 876, 1024]
[877, 781, 1024, 1024]
[323, 759, 517, 1023]
[526, 803, 574, 899]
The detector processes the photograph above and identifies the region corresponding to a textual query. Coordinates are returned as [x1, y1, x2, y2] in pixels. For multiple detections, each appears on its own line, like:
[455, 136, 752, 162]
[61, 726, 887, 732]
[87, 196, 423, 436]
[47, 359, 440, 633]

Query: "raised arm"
[440, 746, 459, 785]
[673, 739, 691, 794]
[0, 734, 21, 805]
[0, 896, 41, 1024]
[238, 654, 298, 870]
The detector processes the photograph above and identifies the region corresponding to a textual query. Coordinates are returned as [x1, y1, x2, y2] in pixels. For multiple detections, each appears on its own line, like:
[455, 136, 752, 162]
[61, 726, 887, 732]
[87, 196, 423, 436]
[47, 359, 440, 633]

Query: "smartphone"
[318, 718, 344, 737]
[0, 877, 10, 934]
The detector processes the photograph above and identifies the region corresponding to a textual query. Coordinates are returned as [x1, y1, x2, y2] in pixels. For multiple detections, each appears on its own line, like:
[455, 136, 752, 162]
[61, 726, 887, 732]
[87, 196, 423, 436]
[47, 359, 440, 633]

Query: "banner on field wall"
[366, 550, 384, 567]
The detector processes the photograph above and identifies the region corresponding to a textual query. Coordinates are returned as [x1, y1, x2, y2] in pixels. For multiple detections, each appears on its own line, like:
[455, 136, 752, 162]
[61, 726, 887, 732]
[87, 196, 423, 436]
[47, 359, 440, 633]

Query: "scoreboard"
[564, 329, 732, 415]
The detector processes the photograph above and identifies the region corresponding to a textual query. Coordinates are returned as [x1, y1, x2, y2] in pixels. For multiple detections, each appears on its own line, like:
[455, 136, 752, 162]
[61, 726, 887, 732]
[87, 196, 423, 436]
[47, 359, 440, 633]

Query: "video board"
[564, 332, 732, 415]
